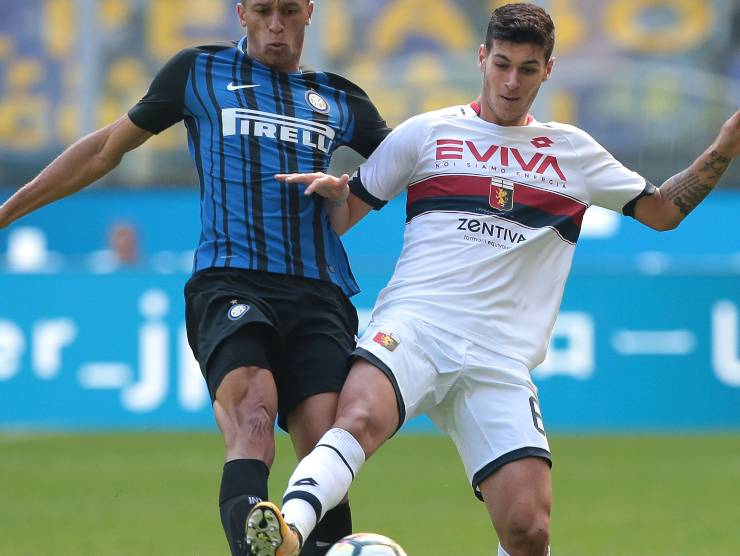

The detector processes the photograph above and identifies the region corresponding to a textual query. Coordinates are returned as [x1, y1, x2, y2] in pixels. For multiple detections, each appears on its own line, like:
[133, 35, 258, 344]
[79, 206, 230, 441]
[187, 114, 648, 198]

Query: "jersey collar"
[469, 100, 534, 126]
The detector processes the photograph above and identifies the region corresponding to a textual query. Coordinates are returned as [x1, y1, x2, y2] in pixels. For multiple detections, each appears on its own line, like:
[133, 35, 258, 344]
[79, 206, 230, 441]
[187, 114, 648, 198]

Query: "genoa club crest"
[489, 177, 515, 211]
[373, 331, 400, 352]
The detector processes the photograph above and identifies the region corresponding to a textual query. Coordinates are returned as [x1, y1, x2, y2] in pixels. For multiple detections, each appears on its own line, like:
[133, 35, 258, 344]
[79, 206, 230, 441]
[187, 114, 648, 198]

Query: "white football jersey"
[351, 103, 651, 369]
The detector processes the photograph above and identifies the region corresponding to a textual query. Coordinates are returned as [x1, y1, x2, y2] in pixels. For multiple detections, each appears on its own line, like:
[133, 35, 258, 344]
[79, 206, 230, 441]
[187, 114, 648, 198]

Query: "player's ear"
[306, 0, 314, 25]
[236, 2, 247, 27]
[478, 44, 487, 72]
[542, 56, 555, 82]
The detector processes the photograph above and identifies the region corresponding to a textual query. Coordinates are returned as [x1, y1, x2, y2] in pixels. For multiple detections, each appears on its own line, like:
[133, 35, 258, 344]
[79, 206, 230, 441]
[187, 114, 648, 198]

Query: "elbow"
[640, 202, 684, 232]
[662, 218, 681, 232]
[90, 126, 127, 176]
[92, 152, 123, 177]
[648, 215, 682, 232]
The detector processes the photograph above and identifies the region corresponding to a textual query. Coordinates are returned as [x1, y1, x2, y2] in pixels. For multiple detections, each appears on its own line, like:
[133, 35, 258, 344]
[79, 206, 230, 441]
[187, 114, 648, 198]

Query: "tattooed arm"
[634, 110, 739, 231]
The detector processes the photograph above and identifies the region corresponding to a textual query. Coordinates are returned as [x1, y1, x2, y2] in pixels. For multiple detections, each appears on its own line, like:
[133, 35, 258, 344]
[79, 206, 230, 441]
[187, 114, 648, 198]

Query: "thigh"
[430, 351, 551, 501]
[185, 269, 282, 399]
[285, 392, 340, 458]
[277, 281, 358, 431]
[206, 323, 279, 401]
[352, 318, 441, 431]
[333, 358, 404, 458]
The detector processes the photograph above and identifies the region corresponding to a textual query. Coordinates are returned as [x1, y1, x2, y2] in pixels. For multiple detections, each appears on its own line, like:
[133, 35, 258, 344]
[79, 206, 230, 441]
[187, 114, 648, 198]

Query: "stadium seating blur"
[0, 0, 738, 431]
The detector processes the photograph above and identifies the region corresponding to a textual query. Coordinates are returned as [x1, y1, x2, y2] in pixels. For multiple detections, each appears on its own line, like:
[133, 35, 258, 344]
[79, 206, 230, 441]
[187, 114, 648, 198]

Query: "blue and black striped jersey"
[128, 37, 390, 296]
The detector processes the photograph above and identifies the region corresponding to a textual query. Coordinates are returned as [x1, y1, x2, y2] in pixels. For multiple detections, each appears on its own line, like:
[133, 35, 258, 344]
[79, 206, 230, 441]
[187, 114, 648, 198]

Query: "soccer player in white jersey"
[244, 3, 740, 555]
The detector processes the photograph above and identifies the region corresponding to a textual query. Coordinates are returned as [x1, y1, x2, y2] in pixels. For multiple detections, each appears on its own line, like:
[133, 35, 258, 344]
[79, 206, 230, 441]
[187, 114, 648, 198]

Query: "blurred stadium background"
[1, 1, 739, 555]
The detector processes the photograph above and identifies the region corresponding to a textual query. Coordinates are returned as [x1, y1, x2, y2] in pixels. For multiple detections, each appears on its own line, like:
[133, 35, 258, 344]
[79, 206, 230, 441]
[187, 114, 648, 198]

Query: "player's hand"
[714, 109, 740, 159]
[275, 172, 350, 206]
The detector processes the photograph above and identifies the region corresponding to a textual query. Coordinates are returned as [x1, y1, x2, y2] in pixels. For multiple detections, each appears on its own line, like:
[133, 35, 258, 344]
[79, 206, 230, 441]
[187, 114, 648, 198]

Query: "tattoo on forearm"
[700, 150, 731, 180]
[662, 173, 711, 215]
[662, 150, 729, 215]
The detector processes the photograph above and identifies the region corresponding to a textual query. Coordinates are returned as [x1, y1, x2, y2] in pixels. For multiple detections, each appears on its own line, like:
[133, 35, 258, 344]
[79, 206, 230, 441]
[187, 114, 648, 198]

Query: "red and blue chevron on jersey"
[349, 103, 650, 369]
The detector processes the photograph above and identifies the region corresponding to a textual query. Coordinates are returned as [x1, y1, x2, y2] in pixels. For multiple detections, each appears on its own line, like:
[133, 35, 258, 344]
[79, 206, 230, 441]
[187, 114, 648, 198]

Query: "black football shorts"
[184, 268, 358, 431]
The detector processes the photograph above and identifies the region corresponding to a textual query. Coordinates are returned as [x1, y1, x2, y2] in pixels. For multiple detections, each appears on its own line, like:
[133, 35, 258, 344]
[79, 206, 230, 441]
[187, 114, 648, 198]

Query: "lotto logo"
[531, 136, 554, 148]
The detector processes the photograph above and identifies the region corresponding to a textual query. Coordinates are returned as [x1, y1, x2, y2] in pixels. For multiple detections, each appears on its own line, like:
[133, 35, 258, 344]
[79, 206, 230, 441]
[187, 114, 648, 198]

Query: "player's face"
[237, 0, 314, 72]
[477, 40, 554, 126]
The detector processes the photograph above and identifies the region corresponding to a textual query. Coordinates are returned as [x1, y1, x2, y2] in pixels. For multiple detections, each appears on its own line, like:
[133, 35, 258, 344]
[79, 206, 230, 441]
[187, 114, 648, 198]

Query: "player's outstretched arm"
[634, 109, 739, 231]
[0, 115, 152, 229]
[276, 172, 373, 235]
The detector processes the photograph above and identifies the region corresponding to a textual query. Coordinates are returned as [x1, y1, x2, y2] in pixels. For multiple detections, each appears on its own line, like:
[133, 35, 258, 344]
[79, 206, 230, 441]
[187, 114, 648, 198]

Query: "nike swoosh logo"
[315, 542, 333, 547]
[227, 83, 260, 91]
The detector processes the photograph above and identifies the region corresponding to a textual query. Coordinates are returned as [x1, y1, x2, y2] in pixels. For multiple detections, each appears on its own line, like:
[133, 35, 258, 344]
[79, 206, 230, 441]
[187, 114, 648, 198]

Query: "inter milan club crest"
[305, 90, 330, 114]
[489, 177, 515, 211]
[227, 302, 250, 321]
[373, 330, 400, 352]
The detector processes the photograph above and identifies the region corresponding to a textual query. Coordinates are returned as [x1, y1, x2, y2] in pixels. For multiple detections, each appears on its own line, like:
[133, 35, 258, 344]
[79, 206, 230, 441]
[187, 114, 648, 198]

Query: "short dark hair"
[239, 0, 311, 5]
[485, 3, 555, 61]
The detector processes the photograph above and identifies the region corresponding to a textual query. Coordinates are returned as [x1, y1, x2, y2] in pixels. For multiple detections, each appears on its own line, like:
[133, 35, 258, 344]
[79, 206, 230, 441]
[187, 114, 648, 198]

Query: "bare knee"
[331, 361, 401, 457]
[215, 366, 277, 463]
[499, 507, 550, 556]
[220, 397, 277, 465]
[334, 404, 385, 456]
[481, 457, 552, 556]
[233, 400, 275, 439]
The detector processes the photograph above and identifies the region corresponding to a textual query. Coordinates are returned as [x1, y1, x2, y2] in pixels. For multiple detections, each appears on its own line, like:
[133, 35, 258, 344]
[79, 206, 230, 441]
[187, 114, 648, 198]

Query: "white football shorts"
[353, 313, 551, 500]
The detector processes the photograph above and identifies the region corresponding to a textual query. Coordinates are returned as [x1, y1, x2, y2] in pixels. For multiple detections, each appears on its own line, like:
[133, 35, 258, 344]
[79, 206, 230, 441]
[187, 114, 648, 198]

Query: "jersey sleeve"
[326, 73, 391, 158]
[566, 126, 654, 215]
[349, 115, 424, 210]
[128, 48, 202, 134]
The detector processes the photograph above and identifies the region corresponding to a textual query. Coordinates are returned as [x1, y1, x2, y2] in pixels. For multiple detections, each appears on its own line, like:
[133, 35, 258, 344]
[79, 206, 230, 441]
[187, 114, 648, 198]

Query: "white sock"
[282, 428, 366, 542]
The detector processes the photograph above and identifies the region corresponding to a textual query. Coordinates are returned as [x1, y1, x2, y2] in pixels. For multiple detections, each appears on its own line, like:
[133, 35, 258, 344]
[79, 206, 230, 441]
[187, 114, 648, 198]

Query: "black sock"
[300, 502, 352, 556]
[219, 459, 269, 556]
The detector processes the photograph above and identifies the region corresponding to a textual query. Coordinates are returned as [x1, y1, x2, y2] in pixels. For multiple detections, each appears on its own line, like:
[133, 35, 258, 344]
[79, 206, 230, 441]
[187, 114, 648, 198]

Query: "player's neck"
[480, 108, 530, 127]
[476, 97, 532, 127]
[244, 47, 302, 74]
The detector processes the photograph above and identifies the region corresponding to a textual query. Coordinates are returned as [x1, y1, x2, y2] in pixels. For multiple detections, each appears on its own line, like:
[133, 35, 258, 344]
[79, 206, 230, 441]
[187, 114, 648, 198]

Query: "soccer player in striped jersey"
[245, 3, 740, 556]
[0, 1, 389, 555]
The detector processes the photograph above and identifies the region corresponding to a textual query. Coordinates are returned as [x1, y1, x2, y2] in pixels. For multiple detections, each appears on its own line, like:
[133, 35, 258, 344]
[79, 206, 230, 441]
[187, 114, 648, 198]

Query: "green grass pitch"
[1, 432, 739, 555]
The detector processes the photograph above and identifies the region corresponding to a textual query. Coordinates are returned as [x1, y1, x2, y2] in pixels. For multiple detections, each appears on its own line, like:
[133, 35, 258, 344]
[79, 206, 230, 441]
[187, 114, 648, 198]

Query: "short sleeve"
[128, 48, 201, 134]
[566, 126, 651, 215]
[326, 73, 391, 158]
[349, 115, 424, 210]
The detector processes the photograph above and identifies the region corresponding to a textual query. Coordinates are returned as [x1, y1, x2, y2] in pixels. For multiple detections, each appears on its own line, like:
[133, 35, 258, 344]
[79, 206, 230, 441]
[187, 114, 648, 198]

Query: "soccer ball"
[326, 533, 408, 555]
